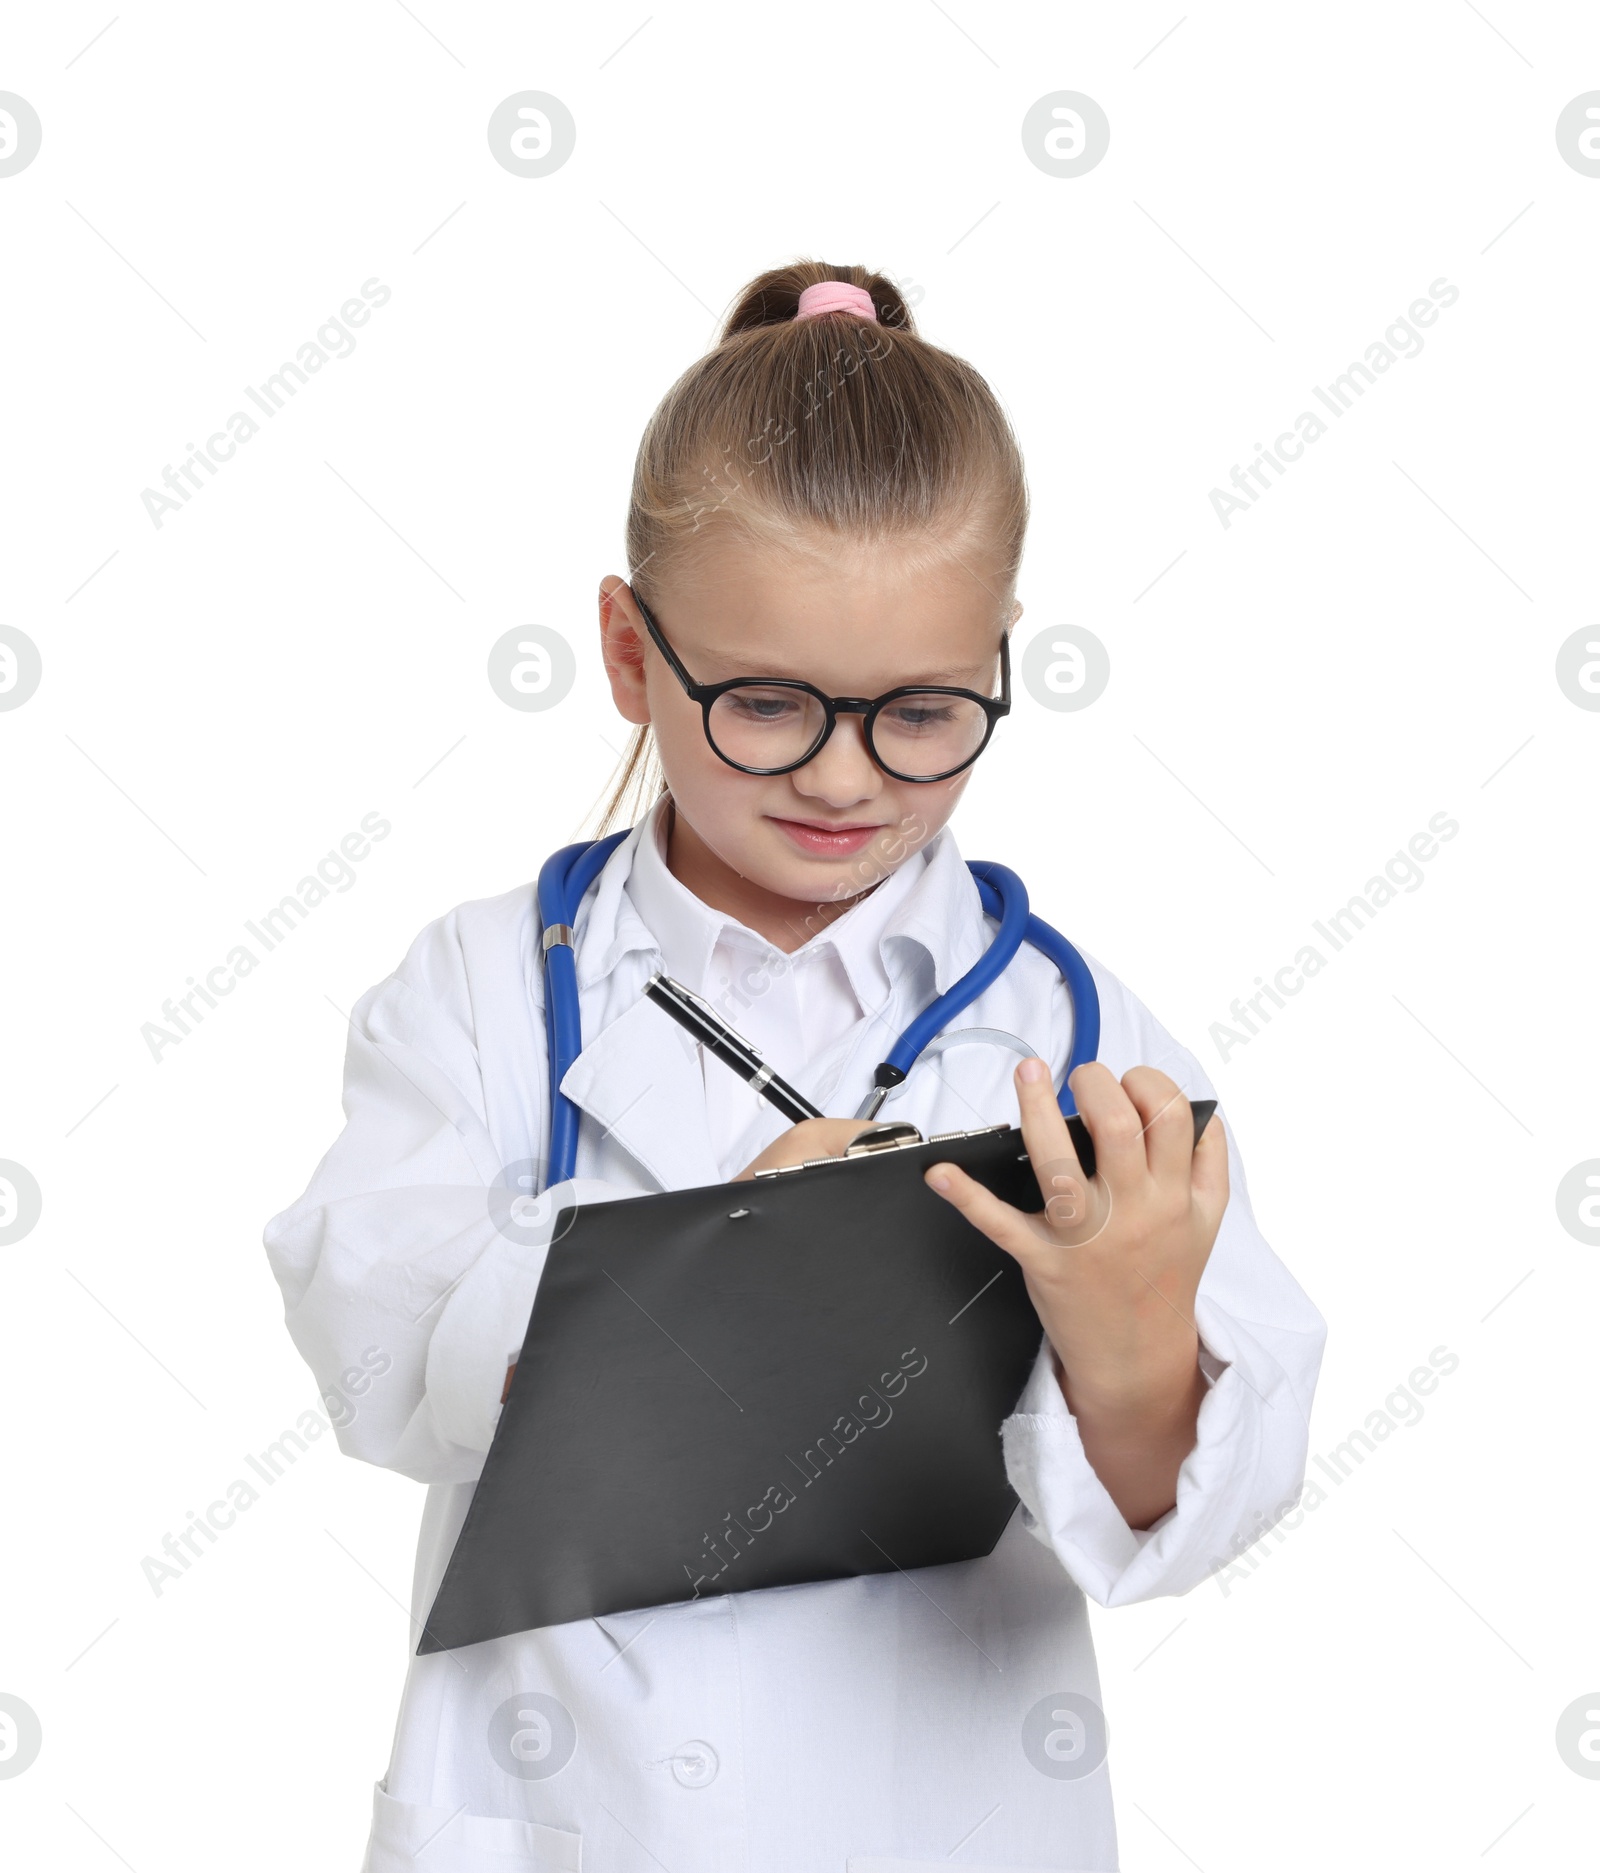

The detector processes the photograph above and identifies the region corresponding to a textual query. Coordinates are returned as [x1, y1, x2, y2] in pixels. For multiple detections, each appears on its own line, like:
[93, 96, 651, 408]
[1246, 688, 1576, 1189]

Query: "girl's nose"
[788, 713, 884, 808]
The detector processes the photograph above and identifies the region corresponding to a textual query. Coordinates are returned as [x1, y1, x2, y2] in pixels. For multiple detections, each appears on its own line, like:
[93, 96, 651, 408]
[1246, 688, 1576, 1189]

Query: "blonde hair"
[591, 258, 1029, 833]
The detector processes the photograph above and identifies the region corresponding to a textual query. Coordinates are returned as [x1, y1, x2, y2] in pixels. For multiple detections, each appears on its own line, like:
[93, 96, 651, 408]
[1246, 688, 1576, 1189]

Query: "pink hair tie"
[795, 280, 878, 322]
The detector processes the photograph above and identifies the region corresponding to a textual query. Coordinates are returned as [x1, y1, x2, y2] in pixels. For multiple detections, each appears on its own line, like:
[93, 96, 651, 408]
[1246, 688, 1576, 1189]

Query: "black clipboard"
[418, 1104, 1214, 1653]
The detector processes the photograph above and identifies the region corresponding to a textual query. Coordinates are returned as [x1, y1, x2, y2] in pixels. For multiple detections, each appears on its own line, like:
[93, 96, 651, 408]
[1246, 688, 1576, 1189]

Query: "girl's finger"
[1067, 1061, 1148, 1193]
[924, 1161, 1039, 1265]
[1121, 1066, 1193, 1186]
[1190, 1106, 1231, 1221]
[1012, 1059, 1096, 1231]
[1012, 1057, 1082, 1175]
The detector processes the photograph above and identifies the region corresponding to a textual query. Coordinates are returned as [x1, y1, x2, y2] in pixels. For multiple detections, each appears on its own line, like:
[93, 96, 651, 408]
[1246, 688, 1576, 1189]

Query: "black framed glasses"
[632, 591, 1011, 784]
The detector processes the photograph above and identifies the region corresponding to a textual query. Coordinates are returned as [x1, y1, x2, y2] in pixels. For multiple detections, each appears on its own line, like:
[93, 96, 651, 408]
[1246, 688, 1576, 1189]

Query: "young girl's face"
[600, 530, 1019, 922]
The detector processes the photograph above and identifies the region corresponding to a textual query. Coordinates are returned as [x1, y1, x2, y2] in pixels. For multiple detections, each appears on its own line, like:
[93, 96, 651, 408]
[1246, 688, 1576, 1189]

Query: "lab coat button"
[671, 1739, 719, 1788]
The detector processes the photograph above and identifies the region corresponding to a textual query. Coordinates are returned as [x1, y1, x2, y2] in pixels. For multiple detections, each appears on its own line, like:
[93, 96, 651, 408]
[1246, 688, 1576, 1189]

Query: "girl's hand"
[734, 1117, 874, 1182]
[923, 1058, 1230, 1528]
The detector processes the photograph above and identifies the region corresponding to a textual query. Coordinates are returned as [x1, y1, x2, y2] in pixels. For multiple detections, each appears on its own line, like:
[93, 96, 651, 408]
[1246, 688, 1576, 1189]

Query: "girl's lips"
[769, 816, 885, 857]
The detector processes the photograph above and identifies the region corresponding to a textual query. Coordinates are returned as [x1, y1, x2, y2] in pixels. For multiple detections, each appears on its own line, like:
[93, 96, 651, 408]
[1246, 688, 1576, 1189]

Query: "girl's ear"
[598, 575, 652, 726]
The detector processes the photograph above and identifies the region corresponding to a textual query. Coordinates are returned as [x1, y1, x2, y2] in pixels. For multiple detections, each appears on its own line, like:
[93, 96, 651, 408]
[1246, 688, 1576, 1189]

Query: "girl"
[264, 261, 1326, 1873]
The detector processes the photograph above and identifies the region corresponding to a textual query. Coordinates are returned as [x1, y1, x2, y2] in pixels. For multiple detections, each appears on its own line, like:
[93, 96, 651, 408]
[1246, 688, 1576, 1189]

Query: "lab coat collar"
[556, 986, 723, 1191]
[571, 811, 659, 991]
[881, 826, 988, 995]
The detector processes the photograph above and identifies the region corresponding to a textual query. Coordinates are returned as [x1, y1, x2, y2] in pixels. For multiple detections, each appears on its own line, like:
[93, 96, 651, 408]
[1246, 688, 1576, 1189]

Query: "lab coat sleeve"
[260, 909, 628, 1486]
[999, 963, 1327, 1606]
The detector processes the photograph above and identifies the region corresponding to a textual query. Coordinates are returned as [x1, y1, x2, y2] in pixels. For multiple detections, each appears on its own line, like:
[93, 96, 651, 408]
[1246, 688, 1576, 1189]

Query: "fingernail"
[927, 1171, 951, 1193]
[1017, 1058, 1045, 1084]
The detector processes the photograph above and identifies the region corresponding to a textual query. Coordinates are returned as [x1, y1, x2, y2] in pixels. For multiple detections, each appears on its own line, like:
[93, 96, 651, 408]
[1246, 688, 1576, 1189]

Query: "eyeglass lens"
[706, 686, 990, 778]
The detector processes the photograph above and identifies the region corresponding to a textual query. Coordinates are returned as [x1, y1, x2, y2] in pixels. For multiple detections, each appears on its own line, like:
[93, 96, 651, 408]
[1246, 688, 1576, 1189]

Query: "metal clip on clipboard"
[753, 1105, 1217, 1185]
[753, 1120, 1012, 1177]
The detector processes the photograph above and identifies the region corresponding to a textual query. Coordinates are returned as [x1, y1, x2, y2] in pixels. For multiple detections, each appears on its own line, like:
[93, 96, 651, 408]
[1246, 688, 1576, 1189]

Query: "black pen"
[643, 972, 824, 1125]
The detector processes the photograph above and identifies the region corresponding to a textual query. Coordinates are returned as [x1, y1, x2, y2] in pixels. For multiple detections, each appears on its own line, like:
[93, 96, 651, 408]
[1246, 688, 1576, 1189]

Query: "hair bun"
[721, 261, 915, 340]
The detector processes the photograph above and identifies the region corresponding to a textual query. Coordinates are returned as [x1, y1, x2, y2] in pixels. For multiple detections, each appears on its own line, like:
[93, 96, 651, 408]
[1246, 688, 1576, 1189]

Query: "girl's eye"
[883, 701, 959, 732]
[723, 689, 805, 724]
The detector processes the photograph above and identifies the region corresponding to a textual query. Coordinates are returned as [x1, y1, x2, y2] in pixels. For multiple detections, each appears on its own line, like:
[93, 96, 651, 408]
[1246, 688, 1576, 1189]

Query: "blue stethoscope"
[536, 832, 1101, 1186]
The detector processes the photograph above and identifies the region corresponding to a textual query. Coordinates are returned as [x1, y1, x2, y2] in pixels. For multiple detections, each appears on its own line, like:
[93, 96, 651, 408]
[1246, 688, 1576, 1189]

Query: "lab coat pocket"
[367, 1781, 581, 1871]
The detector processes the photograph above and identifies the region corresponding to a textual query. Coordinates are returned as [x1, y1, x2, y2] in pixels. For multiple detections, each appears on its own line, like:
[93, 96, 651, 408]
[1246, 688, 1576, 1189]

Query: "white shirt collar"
[574, 795, 986, 1002]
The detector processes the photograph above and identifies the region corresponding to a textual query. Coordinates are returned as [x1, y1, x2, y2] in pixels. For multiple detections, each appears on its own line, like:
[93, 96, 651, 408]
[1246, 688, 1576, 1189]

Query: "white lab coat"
[263, 808, 1326, 1873]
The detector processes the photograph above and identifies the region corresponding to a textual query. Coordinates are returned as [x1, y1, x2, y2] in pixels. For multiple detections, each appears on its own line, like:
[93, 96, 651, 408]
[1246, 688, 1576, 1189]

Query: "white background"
[2, 2, 1596, 1867]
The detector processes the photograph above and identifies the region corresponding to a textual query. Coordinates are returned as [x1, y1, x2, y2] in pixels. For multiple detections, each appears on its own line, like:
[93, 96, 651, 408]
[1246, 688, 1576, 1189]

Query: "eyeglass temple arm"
[631, 590, 698, 696]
